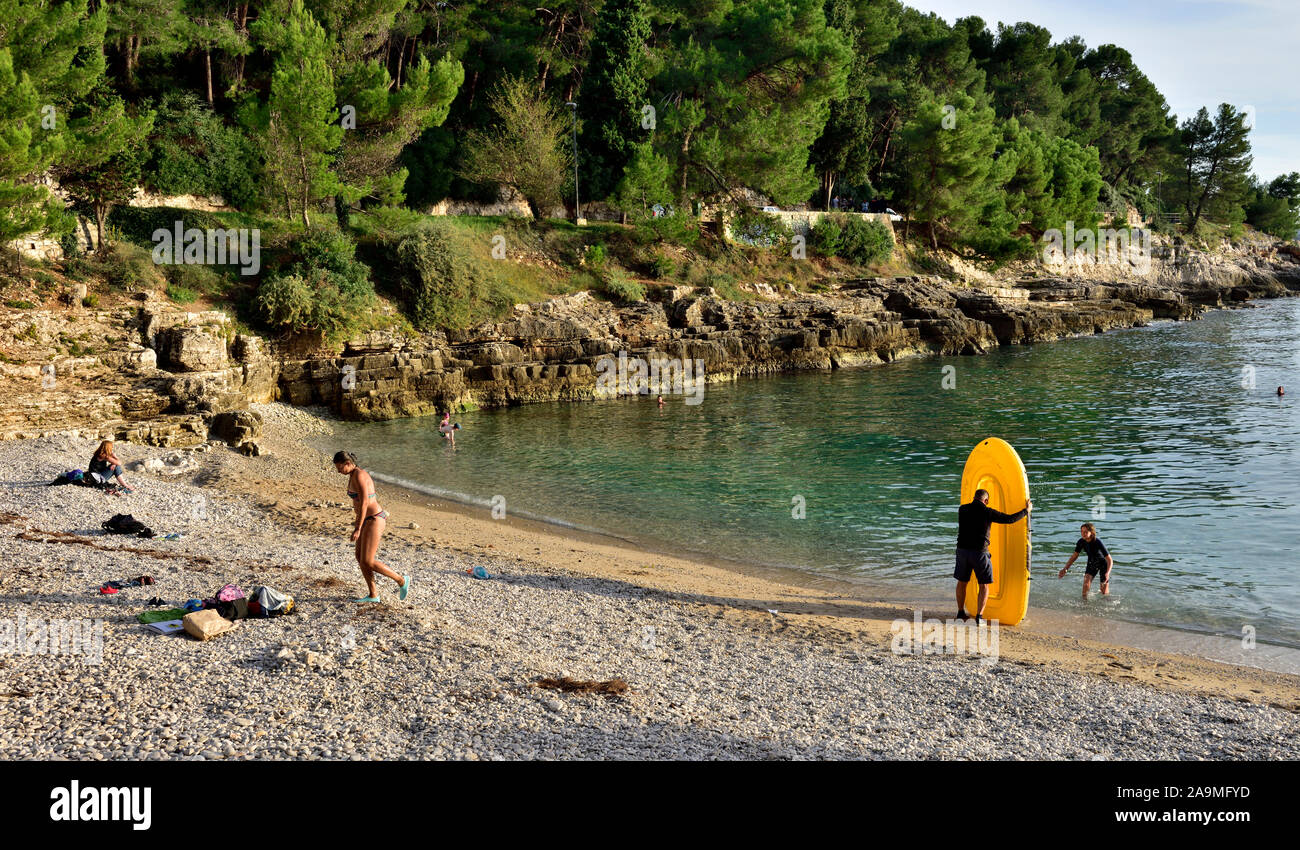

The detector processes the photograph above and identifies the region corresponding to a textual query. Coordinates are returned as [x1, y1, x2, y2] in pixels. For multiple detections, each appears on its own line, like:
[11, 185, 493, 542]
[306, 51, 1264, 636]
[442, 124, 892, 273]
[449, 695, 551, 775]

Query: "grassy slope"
[0, 208, 913, 343]
[25, 206, 1276, 347]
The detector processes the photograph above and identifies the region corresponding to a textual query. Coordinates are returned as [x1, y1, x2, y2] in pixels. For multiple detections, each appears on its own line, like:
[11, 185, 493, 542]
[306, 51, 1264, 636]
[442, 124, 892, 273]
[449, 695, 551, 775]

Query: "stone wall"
[770, 211, 896, 241]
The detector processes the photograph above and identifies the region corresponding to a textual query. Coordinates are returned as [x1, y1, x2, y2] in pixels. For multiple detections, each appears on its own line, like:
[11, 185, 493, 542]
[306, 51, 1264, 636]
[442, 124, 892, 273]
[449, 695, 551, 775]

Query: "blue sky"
[906, 0, 1299, 180]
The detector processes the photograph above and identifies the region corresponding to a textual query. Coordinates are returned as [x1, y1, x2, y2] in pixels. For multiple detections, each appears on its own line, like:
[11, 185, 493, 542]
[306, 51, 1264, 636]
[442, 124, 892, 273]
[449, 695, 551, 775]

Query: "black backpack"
[216, 598, 249, 621]
[102, 514, 154, 538]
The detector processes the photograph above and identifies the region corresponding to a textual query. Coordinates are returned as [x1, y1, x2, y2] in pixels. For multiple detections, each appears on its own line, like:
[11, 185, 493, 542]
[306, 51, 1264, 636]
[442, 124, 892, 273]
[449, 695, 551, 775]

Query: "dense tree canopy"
[0, 0, 1290, 264]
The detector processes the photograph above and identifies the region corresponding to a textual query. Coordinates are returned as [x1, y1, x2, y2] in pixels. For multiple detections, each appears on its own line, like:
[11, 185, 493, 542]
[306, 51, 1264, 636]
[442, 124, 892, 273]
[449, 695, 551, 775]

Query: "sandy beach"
[0, 403, 1297, 760]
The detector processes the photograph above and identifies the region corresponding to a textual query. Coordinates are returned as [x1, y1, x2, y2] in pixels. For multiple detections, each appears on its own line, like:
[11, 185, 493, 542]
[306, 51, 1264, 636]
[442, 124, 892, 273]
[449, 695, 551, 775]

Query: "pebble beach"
[1, 404, 1297, 761]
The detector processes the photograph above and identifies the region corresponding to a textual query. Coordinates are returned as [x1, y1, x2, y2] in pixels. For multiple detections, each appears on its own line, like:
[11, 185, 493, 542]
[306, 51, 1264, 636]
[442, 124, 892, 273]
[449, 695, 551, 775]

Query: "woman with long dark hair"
[333, 451, 410, 602]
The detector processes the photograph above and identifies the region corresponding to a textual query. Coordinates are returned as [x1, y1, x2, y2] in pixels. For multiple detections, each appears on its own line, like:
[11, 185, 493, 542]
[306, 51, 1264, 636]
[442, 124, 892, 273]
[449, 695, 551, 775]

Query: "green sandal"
[399, 575, 411, 601]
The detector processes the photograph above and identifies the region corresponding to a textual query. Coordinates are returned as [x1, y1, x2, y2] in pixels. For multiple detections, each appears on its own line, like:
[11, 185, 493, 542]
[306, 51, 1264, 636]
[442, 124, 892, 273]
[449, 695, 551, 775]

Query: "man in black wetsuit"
[955, 489, 1031, 624]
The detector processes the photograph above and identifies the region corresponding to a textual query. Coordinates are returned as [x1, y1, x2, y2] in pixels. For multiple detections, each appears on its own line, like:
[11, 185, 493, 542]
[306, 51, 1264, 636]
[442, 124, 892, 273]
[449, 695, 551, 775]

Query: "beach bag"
[248, 585, 295, 618]
[215, 584, 245, 603]
[182, 609, 237, 641]
[216, 598, 249, 621]
[103, 514, 148, 535]
[48, 470, 83, 486]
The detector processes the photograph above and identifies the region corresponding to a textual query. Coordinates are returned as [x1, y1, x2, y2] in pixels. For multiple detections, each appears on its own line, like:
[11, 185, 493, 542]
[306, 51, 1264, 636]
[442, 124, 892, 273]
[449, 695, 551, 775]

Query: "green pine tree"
[579, 0, 653, 202]
[55, 85, 155, 256]
[253, 0, 343, 228]
[0, 0, 106, 266]
[896, 90, 1002, 251]
[1176, 104, 1253, 234]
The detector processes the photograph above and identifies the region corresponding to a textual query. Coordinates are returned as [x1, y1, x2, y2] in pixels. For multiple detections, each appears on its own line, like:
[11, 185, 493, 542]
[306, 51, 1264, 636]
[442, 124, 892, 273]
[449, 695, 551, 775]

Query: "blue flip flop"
[398, 575, 411, 601]
[354, 595, 381, 603]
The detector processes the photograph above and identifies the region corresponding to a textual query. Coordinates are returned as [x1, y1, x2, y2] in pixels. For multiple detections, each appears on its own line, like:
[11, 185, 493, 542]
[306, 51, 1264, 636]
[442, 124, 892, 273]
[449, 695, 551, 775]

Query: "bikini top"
[347, 472, 376, 500]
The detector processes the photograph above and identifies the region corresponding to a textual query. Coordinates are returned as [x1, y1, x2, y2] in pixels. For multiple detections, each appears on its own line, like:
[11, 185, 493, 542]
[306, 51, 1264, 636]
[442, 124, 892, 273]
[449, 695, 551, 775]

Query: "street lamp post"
[565, 101, 581, 224]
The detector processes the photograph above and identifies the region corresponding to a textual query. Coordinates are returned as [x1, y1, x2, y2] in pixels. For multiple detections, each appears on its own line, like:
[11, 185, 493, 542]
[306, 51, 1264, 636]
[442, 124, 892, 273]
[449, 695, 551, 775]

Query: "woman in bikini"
[333, 451, 410, 603]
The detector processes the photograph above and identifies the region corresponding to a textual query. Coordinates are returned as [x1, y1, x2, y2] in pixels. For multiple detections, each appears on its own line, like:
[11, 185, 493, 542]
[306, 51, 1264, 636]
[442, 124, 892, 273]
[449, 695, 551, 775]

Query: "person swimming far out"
[333, 451, 410, 603]
[954, 488, 1031, 624]
[438, 411, 462, 445]
[1059, 522, 1113, 598]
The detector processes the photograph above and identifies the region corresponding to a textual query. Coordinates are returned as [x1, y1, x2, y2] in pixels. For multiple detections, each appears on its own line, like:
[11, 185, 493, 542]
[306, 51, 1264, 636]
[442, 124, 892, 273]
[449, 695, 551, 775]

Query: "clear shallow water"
[320, 300, 1300, 650]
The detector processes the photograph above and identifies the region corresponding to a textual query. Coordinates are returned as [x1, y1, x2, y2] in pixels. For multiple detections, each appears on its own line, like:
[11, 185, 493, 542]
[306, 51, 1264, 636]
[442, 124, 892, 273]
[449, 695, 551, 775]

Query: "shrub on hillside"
[145, 93, 262, 209]
[729, 210, 792, 249]
[100, 242, 166, 292]
[285, 229, 371, 294]
[837, 215, 894, 265]
[164, 262, 226, 297]
[386, 223, 485, 330]
[256, 268, 370, 342]
[810, 215, 844, 257]
[583, 243, 608, 271]
[256, 230, 376, 342]
[600, 267, 645, 302]
[165, 284, 199, 304]
[650, 253, 676, 279]
[637, 211, 700, 246]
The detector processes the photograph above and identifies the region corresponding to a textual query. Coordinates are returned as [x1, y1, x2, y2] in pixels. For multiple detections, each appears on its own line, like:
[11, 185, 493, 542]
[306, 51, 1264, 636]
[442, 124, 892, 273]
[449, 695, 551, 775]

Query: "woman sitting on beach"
[88, 440, 132, 493]
[333, 451, 410, 603]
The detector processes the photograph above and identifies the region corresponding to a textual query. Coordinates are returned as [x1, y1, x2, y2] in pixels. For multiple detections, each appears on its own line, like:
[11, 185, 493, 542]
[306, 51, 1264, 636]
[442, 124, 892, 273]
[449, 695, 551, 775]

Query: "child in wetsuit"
[1058, 522, 1113, 598]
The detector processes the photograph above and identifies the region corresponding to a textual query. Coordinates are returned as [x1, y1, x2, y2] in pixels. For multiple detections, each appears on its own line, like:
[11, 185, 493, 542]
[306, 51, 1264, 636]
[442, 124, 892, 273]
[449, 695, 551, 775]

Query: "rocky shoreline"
[1, 241, 1298, 444]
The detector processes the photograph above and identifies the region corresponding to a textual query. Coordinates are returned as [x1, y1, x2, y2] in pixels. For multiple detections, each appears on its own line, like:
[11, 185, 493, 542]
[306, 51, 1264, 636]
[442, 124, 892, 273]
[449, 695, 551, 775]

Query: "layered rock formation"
[0, 302, 275, 446]
[277, 253, 1299, 420]
[2, 242, 1297, 439]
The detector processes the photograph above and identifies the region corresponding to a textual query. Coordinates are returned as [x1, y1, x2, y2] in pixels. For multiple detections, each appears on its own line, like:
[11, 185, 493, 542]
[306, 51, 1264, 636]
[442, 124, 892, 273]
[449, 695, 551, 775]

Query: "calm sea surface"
[318, 299, 1300, 651]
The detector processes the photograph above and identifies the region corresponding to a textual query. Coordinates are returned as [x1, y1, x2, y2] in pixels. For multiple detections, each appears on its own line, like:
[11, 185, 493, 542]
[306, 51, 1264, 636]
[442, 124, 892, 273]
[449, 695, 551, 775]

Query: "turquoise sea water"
[319, 299, 1300, 650]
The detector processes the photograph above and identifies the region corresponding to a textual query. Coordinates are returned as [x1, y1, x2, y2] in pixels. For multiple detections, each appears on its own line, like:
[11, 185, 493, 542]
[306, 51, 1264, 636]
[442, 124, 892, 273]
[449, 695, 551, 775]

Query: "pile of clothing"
[136, 583, 296, 641]
[99, 575, 154, 595]
[101, 514, 155, 539]
[48, 469, 126, 495]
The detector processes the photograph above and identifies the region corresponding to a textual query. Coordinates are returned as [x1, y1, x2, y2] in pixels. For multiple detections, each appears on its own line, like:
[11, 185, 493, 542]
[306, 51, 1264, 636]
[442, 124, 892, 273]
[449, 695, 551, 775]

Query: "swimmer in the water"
[1279, 386, 1285, 397]
[438, 413, 461, 446]
[657, 394, 665, 407]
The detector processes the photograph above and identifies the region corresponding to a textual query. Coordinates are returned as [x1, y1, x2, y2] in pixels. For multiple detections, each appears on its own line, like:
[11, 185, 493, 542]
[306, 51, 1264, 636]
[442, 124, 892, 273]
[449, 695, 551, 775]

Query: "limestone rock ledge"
[277, 257, 1299, 421]
[2, 246, 1297, 439]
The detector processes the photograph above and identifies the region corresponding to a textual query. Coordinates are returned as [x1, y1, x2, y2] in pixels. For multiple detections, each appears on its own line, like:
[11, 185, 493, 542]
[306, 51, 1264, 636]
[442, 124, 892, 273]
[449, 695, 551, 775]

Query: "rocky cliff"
[0, 295, 276, 446]
[2, 242, 1298, 442]
[274, 246, 1299, 420]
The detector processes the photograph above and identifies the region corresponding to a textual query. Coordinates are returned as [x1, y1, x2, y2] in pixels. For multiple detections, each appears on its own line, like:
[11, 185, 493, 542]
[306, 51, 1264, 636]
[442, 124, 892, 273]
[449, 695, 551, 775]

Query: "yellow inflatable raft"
[961, 438, 1031, 626]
